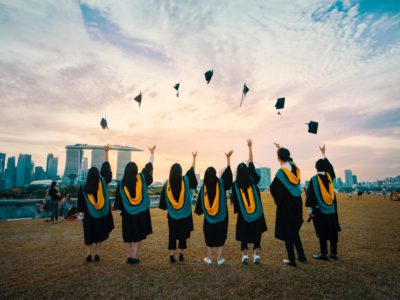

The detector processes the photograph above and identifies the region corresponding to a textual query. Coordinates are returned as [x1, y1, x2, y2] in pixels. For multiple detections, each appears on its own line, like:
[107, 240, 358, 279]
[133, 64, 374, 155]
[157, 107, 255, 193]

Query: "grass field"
[0, 193, 399, 299]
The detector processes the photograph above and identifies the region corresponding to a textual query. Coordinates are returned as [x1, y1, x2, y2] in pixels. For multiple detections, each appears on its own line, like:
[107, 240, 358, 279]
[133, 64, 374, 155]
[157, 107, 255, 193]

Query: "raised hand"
[319, 144, 326, 155]
[247, 139, 253, 148]
[192, 151, 198, 158]
[224, 150, 234, 158]
[192, 151, 198, 169]
[148, 145, 156, 154]
[274, 142, 281, 149]
[104, 144, 111, 152]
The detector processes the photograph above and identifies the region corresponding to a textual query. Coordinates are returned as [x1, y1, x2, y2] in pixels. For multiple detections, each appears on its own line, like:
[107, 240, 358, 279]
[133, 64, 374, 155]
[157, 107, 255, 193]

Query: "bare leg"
[254, 248, 260, 256]
[133, 242, 141, 259]
[86, 244, 93, 256]
[95, 242, 102, 256]
[217, 247, 224, 260]
[206, 246, 212, 259]
[124, 242, 131, 258]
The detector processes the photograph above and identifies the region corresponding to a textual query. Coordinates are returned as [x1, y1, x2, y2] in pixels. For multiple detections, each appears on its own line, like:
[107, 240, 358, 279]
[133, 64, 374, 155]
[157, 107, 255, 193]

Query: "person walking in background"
[114, 146, 156, 264]
[306, 145, 341, 260]
[159, 152, 198, 263]
[43, 188, 52, 222]
[231, 139, 267, 265]
[357, 184, 363, 200]
[48, 181, 61, 224]
[270, 143, 306, 267]
[77, 145, 114, 262]
[195, 151, 233, 265]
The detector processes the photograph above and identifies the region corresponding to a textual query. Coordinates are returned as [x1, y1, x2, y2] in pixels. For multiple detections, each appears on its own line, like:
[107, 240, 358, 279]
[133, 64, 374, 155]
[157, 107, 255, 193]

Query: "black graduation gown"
[159, 167, 198, 240]
[231, 162, 267, 243]
[114, 163, 153, 243]
[270, 163, 303, 242]
[194, 167, 233, 247]
[77, 162, 115, 245]
[305, 158, 341, 242]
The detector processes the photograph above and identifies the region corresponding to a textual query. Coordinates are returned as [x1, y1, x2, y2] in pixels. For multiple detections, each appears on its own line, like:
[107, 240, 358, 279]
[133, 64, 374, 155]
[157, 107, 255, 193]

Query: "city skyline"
[0, 1, 399, 182]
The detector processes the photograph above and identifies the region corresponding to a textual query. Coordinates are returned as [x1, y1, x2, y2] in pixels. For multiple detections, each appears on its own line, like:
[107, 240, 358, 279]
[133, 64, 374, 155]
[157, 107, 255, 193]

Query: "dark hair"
[315, 159, 326, 172]
[204, 167, 218, 187]
[85, 167, 100, 194]
[122, 162, 138, 197]
[169, 163, 183, 187]
[51, 181, 57, 187]
[236, 163, 251, 189]
[277, 148, 290, 162]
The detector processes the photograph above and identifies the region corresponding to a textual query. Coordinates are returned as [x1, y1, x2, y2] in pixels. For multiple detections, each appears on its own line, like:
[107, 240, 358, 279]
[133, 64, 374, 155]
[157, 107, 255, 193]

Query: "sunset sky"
[0, 0, 399, 182]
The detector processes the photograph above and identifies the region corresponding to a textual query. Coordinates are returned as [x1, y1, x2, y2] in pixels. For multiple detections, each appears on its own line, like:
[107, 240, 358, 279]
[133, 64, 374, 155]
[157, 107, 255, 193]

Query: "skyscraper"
[352, 175, 358, 185]
[81, 157, 89, 178]
[116, 151, 131, 180]
[256, 167, 272, 192]
[64, 149, 82, 177]
[16, 154, 32, 186]
[34, 166, 46, 181]
[344, 169, 353, 187]
[91, 149, 104, 170]
[47, 157, 58, 179]
[46, 153, 54, 178]
[5, 156, 16, 187]
[0, 153, 5, 174]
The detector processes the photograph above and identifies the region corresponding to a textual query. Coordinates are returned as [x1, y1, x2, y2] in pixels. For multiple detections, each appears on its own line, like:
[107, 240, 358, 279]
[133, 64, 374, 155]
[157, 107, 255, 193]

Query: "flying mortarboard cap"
[100, 117, 108, 130]
[240, 83, 250, 107]
[173, 83, 180, 97]
[205, 70, 213, 84]
[307, 121, 319, 134]
[134, 92, 142, 107]
[275, 97, 285, 110]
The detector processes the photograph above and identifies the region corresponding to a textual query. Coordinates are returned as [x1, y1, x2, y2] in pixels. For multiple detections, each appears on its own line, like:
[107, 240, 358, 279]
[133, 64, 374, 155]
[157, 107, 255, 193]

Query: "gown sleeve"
[270, 177, 281, 206]
[231, 185, 239, 214]
[194, 191, 203, 215]
[77, 185, 85, 212]
[185, 167, 198, 189]
[305, 179, 317, 209]
[159, 185, 167, 210]
[100, 161, 112, 184]
[248, 162, 261, 185]
[324, 158, 336, 180]
[141, 162, 154, 186]
[221, 166, 233, 191]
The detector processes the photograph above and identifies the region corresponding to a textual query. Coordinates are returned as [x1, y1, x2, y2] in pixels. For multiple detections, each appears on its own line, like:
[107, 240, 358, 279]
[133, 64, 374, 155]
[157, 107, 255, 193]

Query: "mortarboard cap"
[134, 92, 142, 107]
[173, 83, 180, 97]
[307, 121, 319, 134]
[205, 70, 213, 84]
[240, 83, 250, 107]
[100, 117, 108, 130]
[275, 97, 285, 110]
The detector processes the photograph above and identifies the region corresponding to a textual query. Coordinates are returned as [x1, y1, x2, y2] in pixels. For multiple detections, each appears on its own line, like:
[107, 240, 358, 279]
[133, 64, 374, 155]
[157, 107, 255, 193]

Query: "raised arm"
[104, 144, 110, 162]
[319, 144, 336, 179]
[247, 139, 253, 163]
[225, 150, 233, 167]
[192, 151, 197, 169]
[222, 151, 234, 190]
[148, 145, 156, 164]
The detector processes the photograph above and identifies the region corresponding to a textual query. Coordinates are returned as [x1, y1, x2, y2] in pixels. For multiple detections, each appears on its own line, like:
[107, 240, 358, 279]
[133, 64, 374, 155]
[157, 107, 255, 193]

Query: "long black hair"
[203, 166, 218, 201]
[122, 162, 139, 196]
[169, 163, 183, 187]
[85, 167, 100, 195]
[236, 163, 252, 189]
[315, 159, 327, 172]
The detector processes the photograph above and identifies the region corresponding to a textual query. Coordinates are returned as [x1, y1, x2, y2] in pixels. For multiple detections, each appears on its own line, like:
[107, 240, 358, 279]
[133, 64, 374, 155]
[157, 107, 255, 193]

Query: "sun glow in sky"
[0, 0, 399, 182]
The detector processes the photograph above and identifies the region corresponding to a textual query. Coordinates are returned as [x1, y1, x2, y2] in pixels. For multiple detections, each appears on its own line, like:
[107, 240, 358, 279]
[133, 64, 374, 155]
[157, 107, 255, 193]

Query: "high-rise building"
[5, 156, 16, 187]
[16, 154, 32, 186]
[116, 151, 131, 180]
[91, 149, 104, 170]
[352, 175, 358, 185]
[34, 166, 46, 181]
[344, 169, 353, 187]
[81, 157, 89, 178]
[46, 153, 54, 178]
[47, 157, 58, 179]
[256, 167, 272, 192]
[64, 149, 82, 177]
[0, 153, 5, 174]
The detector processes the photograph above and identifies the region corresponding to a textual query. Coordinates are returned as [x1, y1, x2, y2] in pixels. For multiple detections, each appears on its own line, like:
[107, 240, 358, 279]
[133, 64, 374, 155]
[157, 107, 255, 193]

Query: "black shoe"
[283, 259, 296, 267]
[127, 257, 134, 264]
[86, 255, 92, 262]
[313, 253, 329, 260]
[330, 254, 338, 260]
[131, 258, 140, 264]
[298, 256, 307, 263]
[179, 253, 184, 262]
[170, 255, 176, 263]
[94, 254, 100, 262]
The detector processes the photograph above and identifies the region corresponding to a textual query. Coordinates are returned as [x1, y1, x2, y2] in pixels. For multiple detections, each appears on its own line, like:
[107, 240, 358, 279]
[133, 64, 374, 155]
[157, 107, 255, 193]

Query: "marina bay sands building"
[64, 144, 142, 182]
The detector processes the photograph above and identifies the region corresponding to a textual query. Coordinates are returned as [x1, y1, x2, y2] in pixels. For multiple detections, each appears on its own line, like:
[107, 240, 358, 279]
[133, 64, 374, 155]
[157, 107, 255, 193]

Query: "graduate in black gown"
[231, 139, 267, 265]
[159, 152, 198, 263]
[306, 145, 341, 260]
[114, 146, 156, 264]
[270, 143, 307, 267]
[195, 150, 233, 265]
[77, 145, 114, 262]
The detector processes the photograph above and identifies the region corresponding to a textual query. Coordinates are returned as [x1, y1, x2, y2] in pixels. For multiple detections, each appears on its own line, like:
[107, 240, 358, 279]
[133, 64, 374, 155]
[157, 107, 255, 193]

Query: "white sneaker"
[253, 254, 260, 265]
[241, 255, 249, 265]
[203, 257, 212, 265]
[217, 258, 225, 265]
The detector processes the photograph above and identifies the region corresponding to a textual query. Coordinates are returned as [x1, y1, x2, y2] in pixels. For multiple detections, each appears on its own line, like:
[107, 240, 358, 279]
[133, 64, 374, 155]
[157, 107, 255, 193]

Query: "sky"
[0, 0, 399, 182]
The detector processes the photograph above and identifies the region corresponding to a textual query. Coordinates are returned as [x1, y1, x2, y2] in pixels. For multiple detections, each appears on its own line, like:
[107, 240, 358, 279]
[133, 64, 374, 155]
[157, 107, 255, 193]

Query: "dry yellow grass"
[0, 194, 399, 299]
